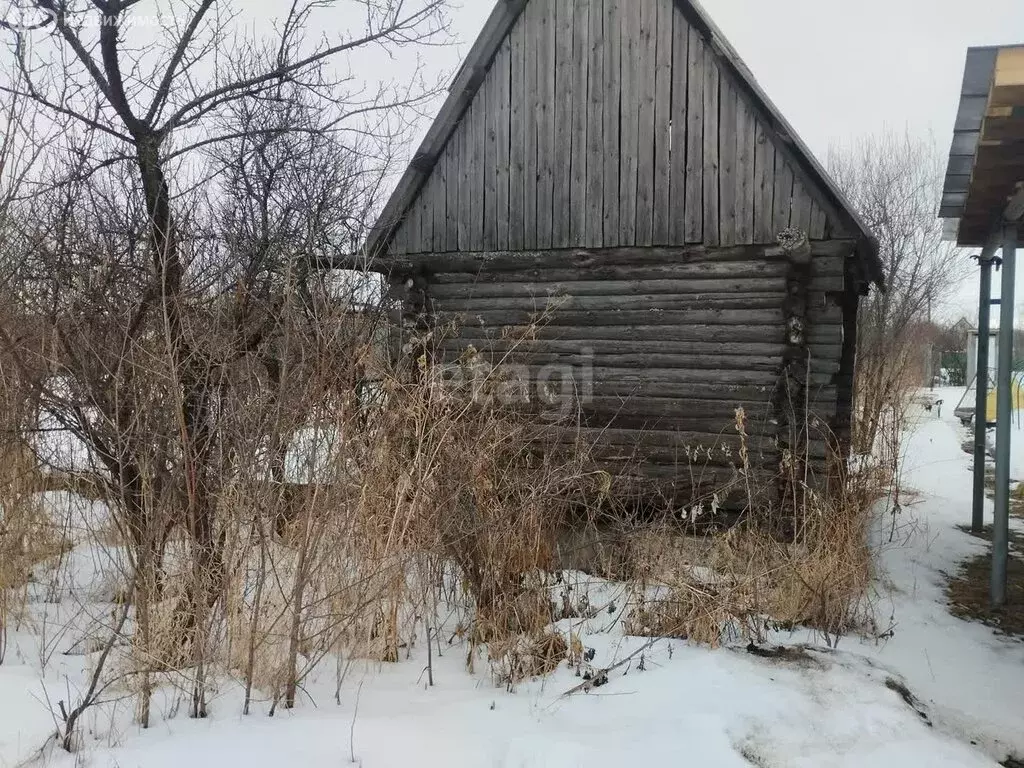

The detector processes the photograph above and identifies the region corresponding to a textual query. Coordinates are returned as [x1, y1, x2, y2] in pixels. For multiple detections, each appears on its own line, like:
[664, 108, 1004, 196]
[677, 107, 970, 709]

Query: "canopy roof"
[941, 45, 1024, 247]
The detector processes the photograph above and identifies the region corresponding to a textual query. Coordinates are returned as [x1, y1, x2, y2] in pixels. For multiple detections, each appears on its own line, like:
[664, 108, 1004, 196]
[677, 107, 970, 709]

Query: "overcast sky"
[438, 0, 1022, 159]
[10, 0, 1024, 320]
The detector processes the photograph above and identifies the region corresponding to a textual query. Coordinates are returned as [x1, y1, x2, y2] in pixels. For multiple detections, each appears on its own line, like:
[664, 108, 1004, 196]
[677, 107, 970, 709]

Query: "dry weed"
[487, 629, 568, 688]
[627, 411, 884, 648]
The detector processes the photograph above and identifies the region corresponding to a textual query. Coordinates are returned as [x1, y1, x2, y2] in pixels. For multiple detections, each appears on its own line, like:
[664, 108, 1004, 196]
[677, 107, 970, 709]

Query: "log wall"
[397, 240, 856, 509]
[388, 0, 849, 257]
[377, 0, 870, 511]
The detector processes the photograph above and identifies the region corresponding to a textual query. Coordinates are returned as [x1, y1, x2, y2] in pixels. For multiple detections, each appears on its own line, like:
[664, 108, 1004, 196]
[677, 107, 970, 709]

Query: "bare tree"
[828, 131, 967, 453]
[0, 0, 449, 740]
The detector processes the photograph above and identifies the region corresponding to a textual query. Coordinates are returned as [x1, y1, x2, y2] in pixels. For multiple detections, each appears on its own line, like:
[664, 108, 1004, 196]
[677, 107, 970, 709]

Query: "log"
[573, 413, 779, 436]
[385, 243, 858, 274]
[431, 274, 790, 293]
[550, 395, 775, 418]
[439, 349, 784, 372]
[432, 294, 785, 312]
[436, 308, 786, 327]
[452, 323, 793, 344]
[437, 338, 792, 357]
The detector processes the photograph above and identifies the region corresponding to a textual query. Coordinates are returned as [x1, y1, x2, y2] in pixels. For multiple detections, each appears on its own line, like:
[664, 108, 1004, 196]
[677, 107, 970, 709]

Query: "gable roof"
[365, 0, 882, 285]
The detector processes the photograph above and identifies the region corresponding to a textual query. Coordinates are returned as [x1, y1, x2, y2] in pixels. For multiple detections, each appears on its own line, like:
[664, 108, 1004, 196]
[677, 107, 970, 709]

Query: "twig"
[426, 623, 434, 686]
[349, 679, 363, 765]
[558, 635, 663, 698]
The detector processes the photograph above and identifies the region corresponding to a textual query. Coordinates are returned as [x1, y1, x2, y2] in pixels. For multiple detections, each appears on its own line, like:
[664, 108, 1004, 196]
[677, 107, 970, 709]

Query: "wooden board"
[469, 90, 484, 250]
[483, 61, 497, 249]
[495, 40, 512, 251]
[651, 0, 673, 245]
[584, 0, 605, 247]
[569, 0, 591, 247]
[445, 124, 459, 250]
[536, 0, 556, 248]
[602, 0, 621, 246]
[735, 95, 755, 245]
[552, 0, 575, 248]
[634, 0, 658, 247]
[523, 1, 540, 249]
[509, 16, 526, 250]
[753, 119, 775, 244]
[718, 75, 738, 246]
[702, 57, 720, 247]
[773, 156, 794, 236]
[683, 25, 704, 243]
[419, 157, 432, 250]
[433, 163, 445, 251]
[809, 200, 827, 240]
[618, 0, 641, 246]
[791, 176, 814, 233]
[668, 12, 690, 244]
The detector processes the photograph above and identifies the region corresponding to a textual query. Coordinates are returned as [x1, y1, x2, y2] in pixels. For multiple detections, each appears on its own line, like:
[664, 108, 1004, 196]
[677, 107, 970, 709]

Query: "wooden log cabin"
[363, 0, 882, 512]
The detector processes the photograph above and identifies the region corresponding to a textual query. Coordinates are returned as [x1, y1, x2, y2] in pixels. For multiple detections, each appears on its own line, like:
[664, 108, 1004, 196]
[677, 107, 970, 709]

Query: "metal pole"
[992, 225, 1016, 608]
[973, 252, 994, 533]
[928, 297, 935, 391]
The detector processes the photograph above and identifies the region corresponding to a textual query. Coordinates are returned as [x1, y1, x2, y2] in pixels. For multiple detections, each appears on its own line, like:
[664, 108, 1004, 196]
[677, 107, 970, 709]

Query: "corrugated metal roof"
[941, 44, 1024, 246]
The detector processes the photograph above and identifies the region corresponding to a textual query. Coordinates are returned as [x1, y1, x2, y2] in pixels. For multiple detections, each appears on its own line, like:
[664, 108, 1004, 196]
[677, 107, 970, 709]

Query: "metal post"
[992, 225, 1016, 608]
[973, 252, 994, 533]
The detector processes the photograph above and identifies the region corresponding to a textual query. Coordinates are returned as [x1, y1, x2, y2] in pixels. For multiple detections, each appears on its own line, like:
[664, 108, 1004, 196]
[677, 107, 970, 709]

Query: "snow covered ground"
[2, 396, 1023, 768]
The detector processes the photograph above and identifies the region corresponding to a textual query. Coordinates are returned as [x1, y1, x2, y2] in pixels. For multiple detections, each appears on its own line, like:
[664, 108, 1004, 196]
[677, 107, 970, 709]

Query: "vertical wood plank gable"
[701, 55, 720, 247]
[468, 93, 484, 250]
[772, 157, 793, 236]
[734, 95, 755, 245]
[495, 40, 512, 250]
[584, 0, 605, 247]
[433, 146, 447, 252]
[668, 11, 689, 245]
[509, 17, 526, 250]
[684, 25, 704, 243]
[634, 0, 658, 247]
[570, 0, 591, 247]
[457, 112, 471, 250]
[651, 0, 673, 246]
[602, 0, 621, 246]
[402, 176, 417, 251]
[718, 73, 737, 245]
[523, 0, 540, 249]
[753, 119, 775, 243]
[536, 0, 556, 248]
[392, 203, 408, 254]
[552, 0, 575, 248]
[809, 201, 827, 240]
[791, 177, 813, 233]
[419, 159, 432, 250]
[483, 62, 497, 249]
[381, 0, 857, 259]
[618, 0, 641, 246]
[445, 126, 459, 251]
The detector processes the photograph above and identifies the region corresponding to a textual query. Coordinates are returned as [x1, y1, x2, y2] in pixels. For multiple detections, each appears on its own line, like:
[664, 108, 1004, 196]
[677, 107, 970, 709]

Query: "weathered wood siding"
[411, 240, 854, 505]
[380, 0, 865, 509]
[387, 0, 849, 257]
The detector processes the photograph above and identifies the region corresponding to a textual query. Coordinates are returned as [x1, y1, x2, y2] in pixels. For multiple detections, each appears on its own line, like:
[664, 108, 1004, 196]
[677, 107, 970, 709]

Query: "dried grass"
[0, 439, 72, 660]
[1, 305, 889, 712]
[487, 629, 568, 688]
[627, 410, 884, 648]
